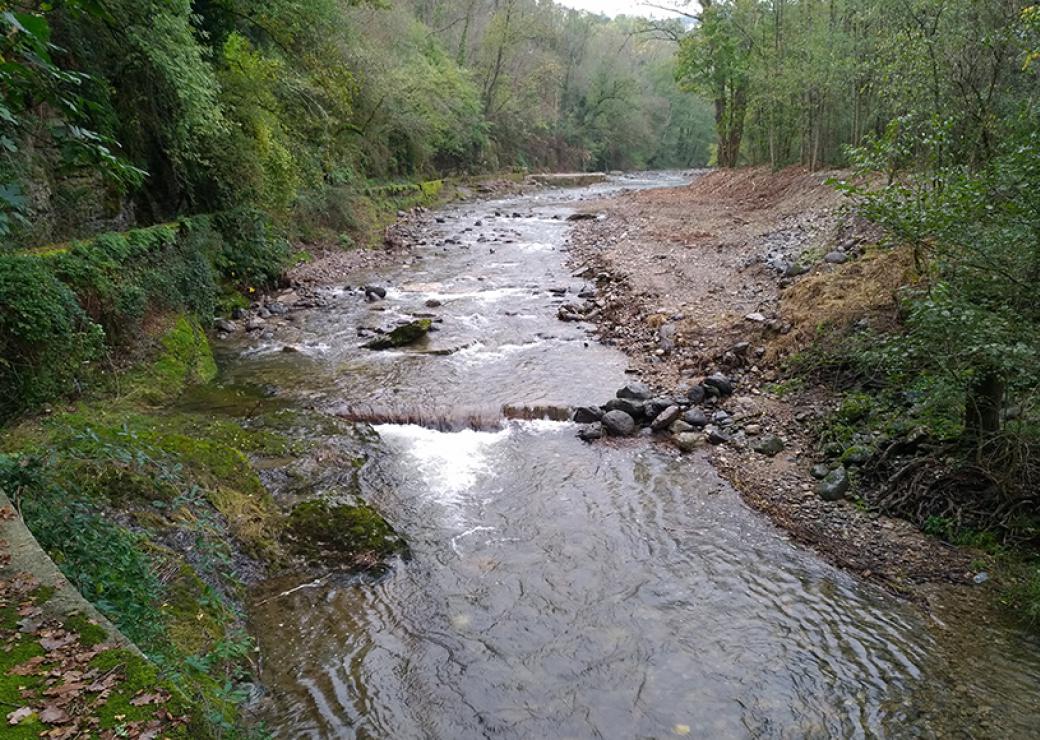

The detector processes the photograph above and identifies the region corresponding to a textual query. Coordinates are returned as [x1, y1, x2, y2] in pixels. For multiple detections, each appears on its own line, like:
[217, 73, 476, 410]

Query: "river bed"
[213, 174, 1040, 738]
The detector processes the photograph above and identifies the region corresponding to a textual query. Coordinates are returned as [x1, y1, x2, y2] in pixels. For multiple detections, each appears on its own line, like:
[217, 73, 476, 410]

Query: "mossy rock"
[363, 319, 432, 350]
[285, 499, 408, 568]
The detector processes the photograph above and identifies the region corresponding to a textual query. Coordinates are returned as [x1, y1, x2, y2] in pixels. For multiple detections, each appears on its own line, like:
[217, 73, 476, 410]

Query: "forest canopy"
[0, 0, 713, 248]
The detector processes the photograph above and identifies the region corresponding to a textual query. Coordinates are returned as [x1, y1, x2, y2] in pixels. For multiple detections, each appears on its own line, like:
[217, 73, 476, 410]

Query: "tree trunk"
[965, 369, 1004, 439]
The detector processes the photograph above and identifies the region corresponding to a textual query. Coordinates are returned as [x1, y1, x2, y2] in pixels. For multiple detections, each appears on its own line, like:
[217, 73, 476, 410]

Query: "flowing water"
[214, 174, 1040, 738]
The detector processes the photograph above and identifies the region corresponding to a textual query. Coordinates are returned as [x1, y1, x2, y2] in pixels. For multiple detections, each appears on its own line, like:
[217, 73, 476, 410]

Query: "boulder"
[706, 427, 730, 445]
[842, 445, 873, 466]
[603, 397, 645, 418]
[602, 410, 636, 436]
[364, 285, 387, 301]
[824, 251, 848, 264]
[650, 406, 681, 432]
[617, 382, 653, 400]
[751, 435, 785, 457]
[669, 420, 695, 434]
[577, 423, 605, 441]
[810, 463, 831, 479]
[362, 319, 432, 350]
[686, 384, 706, 405]
[214, 318, 237, 334]
[817, 466, 850, 501]
[572, 406, 604, 424]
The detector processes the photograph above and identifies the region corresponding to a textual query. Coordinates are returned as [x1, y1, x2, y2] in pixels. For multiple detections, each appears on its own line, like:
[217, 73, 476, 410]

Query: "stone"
[674, 432, 706, 452]
[577, 423, 605, 442]
[706, 427, 730, 445]
[817, 466, 850, 501]
[602, 410, 636, 436]
[745, 312, 767, 323]
[644, 396, 677, 419]
[824, 251, 848, 264]
[364, 285, 387, 300]
[810, 463, 831, 479]
[650, 406, 681, 432]
[231, 307, 247, 320]
[784, 262, 809, 277]
[751, 435, 784, 456]
[669, 420, 695, 434]
[245, 318, 265, 331]
[744, 423, 762, 436]
[686, 384, 706, 405]
[425, 298, 443, 308]
[682, 408, 708, 428]
[617, 382, 653, 400]
[572, 406, 604, 424]
[603, 397, 645, 418]
[214, 318, 237, 334]
[267, 302, 288, 315]
[704, 373, 734, 396]
[362, 319, 432, 350]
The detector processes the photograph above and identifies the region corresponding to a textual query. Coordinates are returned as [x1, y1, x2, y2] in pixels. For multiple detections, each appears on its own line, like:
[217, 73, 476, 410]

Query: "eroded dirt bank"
[565, 167, 976, 591]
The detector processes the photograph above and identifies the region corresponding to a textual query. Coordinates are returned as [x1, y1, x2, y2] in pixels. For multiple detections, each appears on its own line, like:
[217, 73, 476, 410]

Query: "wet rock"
[245, 318, 266, 331]
[751, 435, 784, 457]
[572, 406, 604, 424]
[711, 410, 731, 424]
[231, 307, 247, 320]
[824, 251, 848, 264]
[214, 318, 237, 334]
[650, 406, 681, 432]
[603, 397, 645, 418]
[281, 345, 299, 353]
[267, 302, 288, 315]
[810, 463, 831, 479]
[617, 382, 653, 400]
[686, 384, 706, 405]
[644, 396, 676, 418]
[602, 410, 636, 436]
[674, 432, 706, 452]
[364, 285, 387, 301]
[557, 306, 581, 322]
[425, 298, 443, 308]
[682, 408, 708, 428]
[817, 466, 850, 501]
[362, 319, 432, 350]
[577, 423, 605, 442]
[704, 373, 734, 396]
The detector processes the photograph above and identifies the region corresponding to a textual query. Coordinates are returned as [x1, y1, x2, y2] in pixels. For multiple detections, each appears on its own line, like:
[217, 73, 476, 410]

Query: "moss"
[161, 564, 230, 657]
[285, 499, 408, 566]
[89, 649, 205, 738]
[363, 318, 432, 350]
[65, 612, 110, 647]
[123, 316, 217, 405]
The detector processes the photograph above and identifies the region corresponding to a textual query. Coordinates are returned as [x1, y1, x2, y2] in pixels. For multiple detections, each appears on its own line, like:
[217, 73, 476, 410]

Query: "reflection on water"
[234, 174, 1040, 737]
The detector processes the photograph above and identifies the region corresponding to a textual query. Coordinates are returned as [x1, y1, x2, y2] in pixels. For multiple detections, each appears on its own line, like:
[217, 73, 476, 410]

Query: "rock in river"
[602, 410, 636, 436]
[617, 382, 653, 400]
[363, 319, 432, 350]
[577, 422, 605, 441]
[603, 397, 644, 419]
[214, 318, 237, 334]
[817, 466, 850, 501]
[573, 406, 603, 424]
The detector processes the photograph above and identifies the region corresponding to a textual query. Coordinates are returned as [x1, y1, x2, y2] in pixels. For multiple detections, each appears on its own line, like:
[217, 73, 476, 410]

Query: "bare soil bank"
[565, 167, 976, 593]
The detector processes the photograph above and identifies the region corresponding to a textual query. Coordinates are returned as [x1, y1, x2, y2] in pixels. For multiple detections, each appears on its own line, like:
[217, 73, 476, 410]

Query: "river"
[213, 174, 1040, 738]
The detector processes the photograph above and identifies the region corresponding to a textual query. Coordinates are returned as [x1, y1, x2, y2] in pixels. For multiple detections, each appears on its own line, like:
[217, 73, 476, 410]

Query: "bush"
[212, 208, 290, 290]
[0, 255, 104, 419]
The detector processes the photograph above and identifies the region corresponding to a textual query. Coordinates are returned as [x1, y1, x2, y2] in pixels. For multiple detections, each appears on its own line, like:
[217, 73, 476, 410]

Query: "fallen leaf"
[10, 655, 46, 675]
[129, 692, 165, 707]
[6, 706, 33, 725]
[0, 505, 15, 520]
[39, 705, 71, 724]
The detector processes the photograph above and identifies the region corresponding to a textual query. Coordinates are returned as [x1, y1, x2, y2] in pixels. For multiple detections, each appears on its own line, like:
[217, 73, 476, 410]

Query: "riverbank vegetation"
[672, 0, 1040, 616]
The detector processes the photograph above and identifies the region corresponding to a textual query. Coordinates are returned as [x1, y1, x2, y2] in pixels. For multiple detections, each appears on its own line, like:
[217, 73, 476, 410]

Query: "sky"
[554, 0, 680, 19]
